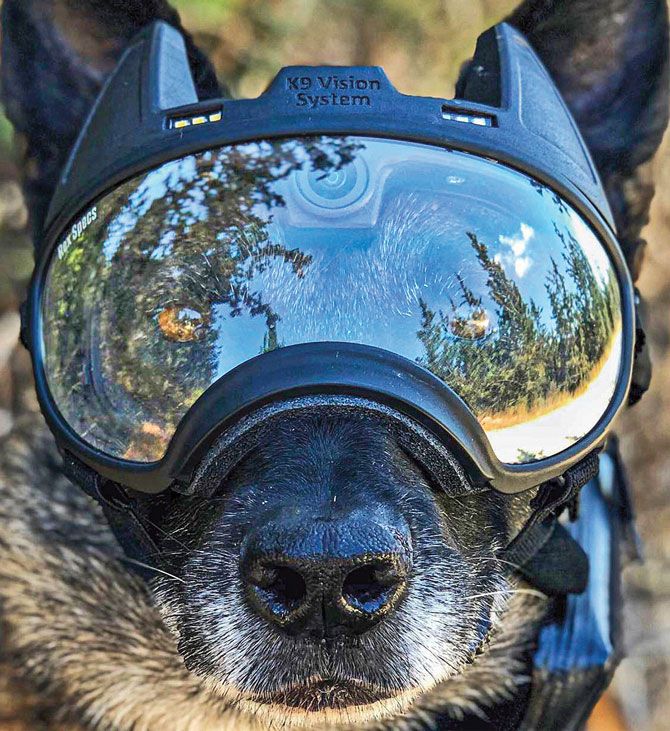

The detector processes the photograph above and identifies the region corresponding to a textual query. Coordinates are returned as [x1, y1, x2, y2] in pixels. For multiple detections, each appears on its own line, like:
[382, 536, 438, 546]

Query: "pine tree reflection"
[46, 138, 362, 458]
[416, 224, 619, 446]
[43, 137, 620, 463]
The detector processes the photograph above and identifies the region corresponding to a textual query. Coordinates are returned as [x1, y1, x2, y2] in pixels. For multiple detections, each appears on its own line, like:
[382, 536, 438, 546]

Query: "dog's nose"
[240, 513, 412, 638]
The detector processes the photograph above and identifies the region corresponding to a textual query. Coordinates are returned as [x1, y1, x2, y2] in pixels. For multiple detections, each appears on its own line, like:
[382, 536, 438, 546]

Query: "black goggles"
[23, 21, 636, 495]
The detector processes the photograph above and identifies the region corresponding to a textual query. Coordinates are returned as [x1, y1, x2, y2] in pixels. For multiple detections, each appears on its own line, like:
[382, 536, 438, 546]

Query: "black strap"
[499, 450, 601, 595]
[96, 483, 162, 578]
[61, 451, 161, 580]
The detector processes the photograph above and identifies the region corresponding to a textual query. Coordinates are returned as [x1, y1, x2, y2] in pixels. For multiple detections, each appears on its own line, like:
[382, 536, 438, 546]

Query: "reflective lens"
[41, 136, 623, 464]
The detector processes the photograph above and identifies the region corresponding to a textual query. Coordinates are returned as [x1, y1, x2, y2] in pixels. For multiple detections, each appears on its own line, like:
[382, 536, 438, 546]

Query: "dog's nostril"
[250, 564, 307, 618]
[342, 562, 403, 614]
[242, 518, 412, 636]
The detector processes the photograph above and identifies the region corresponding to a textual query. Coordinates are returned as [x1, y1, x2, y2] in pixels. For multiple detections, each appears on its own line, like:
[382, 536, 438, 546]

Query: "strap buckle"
[498, 450, 601, 595]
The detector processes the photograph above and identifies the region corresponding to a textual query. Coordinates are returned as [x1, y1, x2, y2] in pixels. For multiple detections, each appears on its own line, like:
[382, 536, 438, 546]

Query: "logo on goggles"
[288, 74, 382, 109]
[56, 206, 98, 260]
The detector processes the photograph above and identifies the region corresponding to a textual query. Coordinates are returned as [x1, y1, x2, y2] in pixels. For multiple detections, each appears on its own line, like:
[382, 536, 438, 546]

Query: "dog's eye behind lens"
[448, 306, 492, 340]
[157, 306, 209, 342]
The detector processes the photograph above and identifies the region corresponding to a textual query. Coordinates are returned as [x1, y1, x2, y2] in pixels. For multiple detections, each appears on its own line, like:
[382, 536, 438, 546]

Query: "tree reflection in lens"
[42, 137, 621, 464]
[416, 222, 620, 462]
[45, 139, 359, 458]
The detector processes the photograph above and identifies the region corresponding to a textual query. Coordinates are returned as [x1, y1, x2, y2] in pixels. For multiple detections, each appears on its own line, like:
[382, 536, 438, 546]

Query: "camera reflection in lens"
[297, 157, 369, 209]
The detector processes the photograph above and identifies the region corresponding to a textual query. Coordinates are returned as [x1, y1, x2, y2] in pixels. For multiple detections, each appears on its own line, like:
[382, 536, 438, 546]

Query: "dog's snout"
[240, 514, 412, 638]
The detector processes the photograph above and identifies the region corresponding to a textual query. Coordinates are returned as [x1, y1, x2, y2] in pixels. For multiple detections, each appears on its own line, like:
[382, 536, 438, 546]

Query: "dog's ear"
[505, 0, 669, 278]
[1, 0, 220, 240]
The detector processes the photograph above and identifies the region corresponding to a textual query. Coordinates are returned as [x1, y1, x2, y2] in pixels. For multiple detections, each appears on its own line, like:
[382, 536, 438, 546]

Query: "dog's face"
[2, 0, 667, 727]
[148, 413, 529, 725]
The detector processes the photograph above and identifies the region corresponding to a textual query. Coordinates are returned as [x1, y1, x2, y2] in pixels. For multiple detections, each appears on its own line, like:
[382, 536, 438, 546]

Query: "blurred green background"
[0, 2, 668, 730]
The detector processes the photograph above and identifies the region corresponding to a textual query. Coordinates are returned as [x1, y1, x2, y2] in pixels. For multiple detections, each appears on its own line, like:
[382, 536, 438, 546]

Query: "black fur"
[148, 413, 533, 709]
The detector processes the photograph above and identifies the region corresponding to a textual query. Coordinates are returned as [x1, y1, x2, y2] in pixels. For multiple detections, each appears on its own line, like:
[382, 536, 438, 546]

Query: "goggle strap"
[499, 449, 601, 596]
[98, 495, 161, 582]
[61, 450, 161, 580]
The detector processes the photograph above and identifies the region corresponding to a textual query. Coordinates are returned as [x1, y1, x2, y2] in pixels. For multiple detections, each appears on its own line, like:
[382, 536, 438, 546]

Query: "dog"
[0, 1, 667, 729]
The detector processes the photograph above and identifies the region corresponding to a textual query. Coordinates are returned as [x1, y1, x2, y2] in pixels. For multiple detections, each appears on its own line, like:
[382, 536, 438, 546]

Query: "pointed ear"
[1, 0, 221, 239]
[505, 0, 669, 279]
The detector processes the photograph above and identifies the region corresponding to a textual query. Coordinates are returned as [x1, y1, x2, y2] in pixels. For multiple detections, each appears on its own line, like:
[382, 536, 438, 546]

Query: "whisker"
[139, 515, 192, 551]
[120, 557, 186, 584]
[477, 556, 526, 572]
[463, 588, 547, 601]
